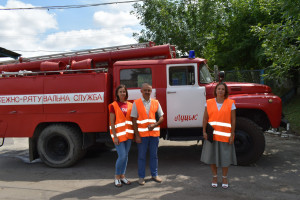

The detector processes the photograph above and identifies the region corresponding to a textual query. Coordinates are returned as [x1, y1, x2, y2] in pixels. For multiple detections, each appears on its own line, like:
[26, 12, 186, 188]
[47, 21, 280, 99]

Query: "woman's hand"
[114, 137, 120, 145]
[203, 132, 208, 140]
[135, 135, 142, 143]
[229, 133, 235, 144]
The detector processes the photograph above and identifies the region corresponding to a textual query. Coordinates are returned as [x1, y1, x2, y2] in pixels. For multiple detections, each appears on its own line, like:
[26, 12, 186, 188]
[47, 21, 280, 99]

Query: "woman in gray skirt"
[201, 82, 237, 189]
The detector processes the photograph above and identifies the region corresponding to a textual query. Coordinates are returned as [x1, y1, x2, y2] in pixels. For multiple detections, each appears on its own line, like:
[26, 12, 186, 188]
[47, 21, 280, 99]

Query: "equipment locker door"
[0, 77, 44, 137]
[166, 64, 206, 128]
[43, 73, 107, 132]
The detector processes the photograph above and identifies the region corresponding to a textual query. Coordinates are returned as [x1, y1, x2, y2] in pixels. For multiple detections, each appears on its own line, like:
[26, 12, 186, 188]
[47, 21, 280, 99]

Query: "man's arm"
[148, 115, 164, 131]
[148, 101, 164, 131]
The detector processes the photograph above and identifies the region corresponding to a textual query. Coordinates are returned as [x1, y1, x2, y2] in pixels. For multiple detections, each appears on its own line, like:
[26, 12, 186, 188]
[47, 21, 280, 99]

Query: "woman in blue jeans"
[109, 85, 134, 187]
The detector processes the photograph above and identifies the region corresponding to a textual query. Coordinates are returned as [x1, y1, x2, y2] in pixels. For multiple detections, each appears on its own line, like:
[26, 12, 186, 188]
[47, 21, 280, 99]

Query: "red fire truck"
[0, 42, 284, 167]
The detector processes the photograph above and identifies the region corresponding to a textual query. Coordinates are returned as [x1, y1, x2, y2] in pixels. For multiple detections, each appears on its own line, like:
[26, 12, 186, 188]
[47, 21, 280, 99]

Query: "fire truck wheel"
[234, 117, 265, 165]
[37, 124, 83, 168]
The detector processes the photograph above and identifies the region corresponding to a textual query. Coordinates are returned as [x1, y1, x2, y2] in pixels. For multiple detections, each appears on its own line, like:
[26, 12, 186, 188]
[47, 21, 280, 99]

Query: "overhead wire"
[0, 0, 144, 10]
[0, 0, 145, 54]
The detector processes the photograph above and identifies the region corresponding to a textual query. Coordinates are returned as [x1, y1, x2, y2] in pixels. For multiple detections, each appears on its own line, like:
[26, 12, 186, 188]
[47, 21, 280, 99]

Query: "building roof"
[0, 47, 21, 59]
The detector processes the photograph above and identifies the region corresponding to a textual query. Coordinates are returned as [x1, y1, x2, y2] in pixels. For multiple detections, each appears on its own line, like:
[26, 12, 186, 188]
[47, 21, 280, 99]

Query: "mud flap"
[29, 137, 39, 162]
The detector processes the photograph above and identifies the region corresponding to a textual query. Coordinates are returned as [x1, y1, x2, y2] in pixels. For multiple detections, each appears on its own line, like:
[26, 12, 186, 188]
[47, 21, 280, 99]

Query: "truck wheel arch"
[236, 109, 270, 131]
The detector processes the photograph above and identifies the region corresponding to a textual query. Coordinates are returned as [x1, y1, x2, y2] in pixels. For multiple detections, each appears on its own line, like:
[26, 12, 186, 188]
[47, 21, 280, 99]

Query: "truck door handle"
[69, 110, 77, 113]
[167, 91, 176, 94]
[9, 111, 17, 114]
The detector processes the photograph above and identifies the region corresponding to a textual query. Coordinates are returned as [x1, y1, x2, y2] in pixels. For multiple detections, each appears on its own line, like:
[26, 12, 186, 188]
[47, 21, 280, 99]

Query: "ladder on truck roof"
[0, 41, 176, 77]
[1, 41, 173, 65]
[21, 42, 157, 63]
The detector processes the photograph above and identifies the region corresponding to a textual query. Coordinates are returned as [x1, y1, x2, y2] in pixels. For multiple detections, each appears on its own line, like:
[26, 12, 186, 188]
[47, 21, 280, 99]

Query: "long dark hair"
[115, 84, 128, 101]
[214, 82, 229, 99]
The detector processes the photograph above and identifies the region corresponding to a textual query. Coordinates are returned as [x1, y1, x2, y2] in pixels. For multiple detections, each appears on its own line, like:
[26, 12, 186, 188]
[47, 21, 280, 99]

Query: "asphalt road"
[0, 133, 299, 200]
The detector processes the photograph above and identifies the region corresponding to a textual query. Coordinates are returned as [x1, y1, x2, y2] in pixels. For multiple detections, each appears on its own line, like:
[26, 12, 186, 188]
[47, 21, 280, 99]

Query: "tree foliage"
[132, 0, 221, 56]
[252, 0, 300, 80]
[132, 0, 299, 79]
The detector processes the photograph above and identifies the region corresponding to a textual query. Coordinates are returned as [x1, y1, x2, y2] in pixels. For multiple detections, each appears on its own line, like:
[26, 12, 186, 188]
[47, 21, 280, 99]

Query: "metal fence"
[224, 69, 299, 103]
[224, 69, 264, 84]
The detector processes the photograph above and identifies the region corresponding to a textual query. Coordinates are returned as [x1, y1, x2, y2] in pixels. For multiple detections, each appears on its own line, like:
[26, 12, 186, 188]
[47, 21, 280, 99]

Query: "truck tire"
[235, 117, 265, 165]
[37, 124, 83, 168]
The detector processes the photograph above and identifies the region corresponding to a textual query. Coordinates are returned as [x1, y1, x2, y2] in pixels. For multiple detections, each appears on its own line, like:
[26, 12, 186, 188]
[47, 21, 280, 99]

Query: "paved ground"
[0, 133, 299, 200]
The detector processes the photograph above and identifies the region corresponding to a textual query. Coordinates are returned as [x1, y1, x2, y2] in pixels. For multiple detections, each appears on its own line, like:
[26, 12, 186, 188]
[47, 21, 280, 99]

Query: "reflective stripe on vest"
[135, 98, 160, 137]
[109, 121, 133, 129]
[110, 129, 134, 138]
[207, 98, 234, 143]
[109, 101, 134, 142]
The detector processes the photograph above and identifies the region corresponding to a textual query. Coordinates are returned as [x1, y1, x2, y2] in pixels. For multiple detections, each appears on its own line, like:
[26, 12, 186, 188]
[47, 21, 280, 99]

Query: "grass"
[282, 94, 300, 135]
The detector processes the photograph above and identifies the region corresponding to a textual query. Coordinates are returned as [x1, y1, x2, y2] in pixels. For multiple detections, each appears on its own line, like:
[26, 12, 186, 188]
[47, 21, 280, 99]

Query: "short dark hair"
[214, 82, 229, 99]
[141, 82, 152, 89]
[115, 84, 128, 101]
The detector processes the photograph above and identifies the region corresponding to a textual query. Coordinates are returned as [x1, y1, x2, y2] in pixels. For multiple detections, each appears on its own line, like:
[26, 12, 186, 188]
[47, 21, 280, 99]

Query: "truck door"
[166, 64, 206, 128]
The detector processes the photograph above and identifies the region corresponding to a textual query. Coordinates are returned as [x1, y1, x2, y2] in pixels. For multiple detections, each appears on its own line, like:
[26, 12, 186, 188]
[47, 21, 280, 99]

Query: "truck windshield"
[199, 64, 213, 83]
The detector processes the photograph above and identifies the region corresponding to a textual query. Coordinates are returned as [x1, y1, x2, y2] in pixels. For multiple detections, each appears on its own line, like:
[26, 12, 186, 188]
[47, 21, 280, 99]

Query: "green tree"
[252, 0, 300, 82]
[208, 0, 282, 70]
[132, 0, 287, 72]
[132, 0, 224, 57]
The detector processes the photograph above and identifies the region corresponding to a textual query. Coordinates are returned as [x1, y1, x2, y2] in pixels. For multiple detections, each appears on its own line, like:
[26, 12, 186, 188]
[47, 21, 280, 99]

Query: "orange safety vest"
[135, 98, 160, 137]
[206, 98, 234, 143]
[109, 101, 134, 142]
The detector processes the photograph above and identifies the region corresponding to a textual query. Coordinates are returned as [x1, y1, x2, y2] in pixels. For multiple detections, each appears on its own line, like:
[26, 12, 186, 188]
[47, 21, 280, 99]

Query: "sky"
[0, 0, 144, 60]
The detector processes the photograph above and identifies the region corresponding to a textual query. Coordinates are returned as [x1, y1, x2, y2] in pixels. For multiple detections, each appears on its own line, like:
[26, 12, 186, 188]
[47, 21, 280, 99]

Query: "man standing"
[131, 83, 164, 185]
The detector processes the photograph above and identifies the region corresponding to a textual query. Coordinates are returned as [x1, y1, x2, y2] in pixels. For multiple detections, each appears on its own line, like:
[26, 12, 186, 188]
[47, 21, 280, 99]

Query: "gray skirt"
[201, 140, 237, 167]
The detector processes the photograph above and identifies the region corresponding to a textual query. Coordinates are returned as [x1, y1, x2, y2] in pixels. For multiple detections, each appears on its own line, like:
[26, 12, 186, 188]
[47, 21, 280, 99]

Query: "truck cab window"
[199, 64, 213, 83]
[120, 68, 152, 88]
[169, 66, 195, 86]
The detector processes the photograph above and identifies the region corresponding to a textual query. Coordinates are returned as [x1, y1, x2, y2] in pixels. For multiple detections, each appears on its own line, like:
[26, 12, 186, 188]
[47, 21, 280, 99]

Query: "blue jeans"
[137, 136, 159, 178]
[115, 139, 132, 175]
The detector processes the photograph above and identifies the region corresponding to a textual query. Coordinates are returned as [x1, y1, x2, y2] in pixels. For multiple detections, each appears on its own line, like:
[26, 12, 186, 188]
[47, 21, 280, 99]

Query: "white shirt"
[130, 97, 164, 118]
[205, 98, 236, 111]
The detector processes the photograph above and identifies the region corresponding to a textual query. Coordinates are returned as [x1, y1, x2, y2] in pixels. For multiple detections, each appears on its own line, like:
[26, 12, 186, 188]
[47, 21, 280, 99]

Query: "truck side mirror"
[214, 65, 219, 81]
[219, 71, 225, 82]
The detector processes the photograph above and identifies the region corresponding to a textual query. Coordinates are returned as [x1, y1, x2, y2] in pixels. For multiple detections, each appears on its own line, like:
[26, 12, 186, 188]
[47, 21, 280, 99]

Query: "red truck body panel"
[229, 94, 282, 127]
[0, 72, 110, 137]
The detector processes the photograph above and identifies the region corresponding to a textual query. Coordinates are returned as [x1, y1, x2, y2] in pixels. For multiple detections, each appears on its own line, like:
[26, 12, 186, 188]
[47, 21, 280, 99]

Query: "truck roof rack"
[0, 42, 176, 74]
[1, 41, 158, 65]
